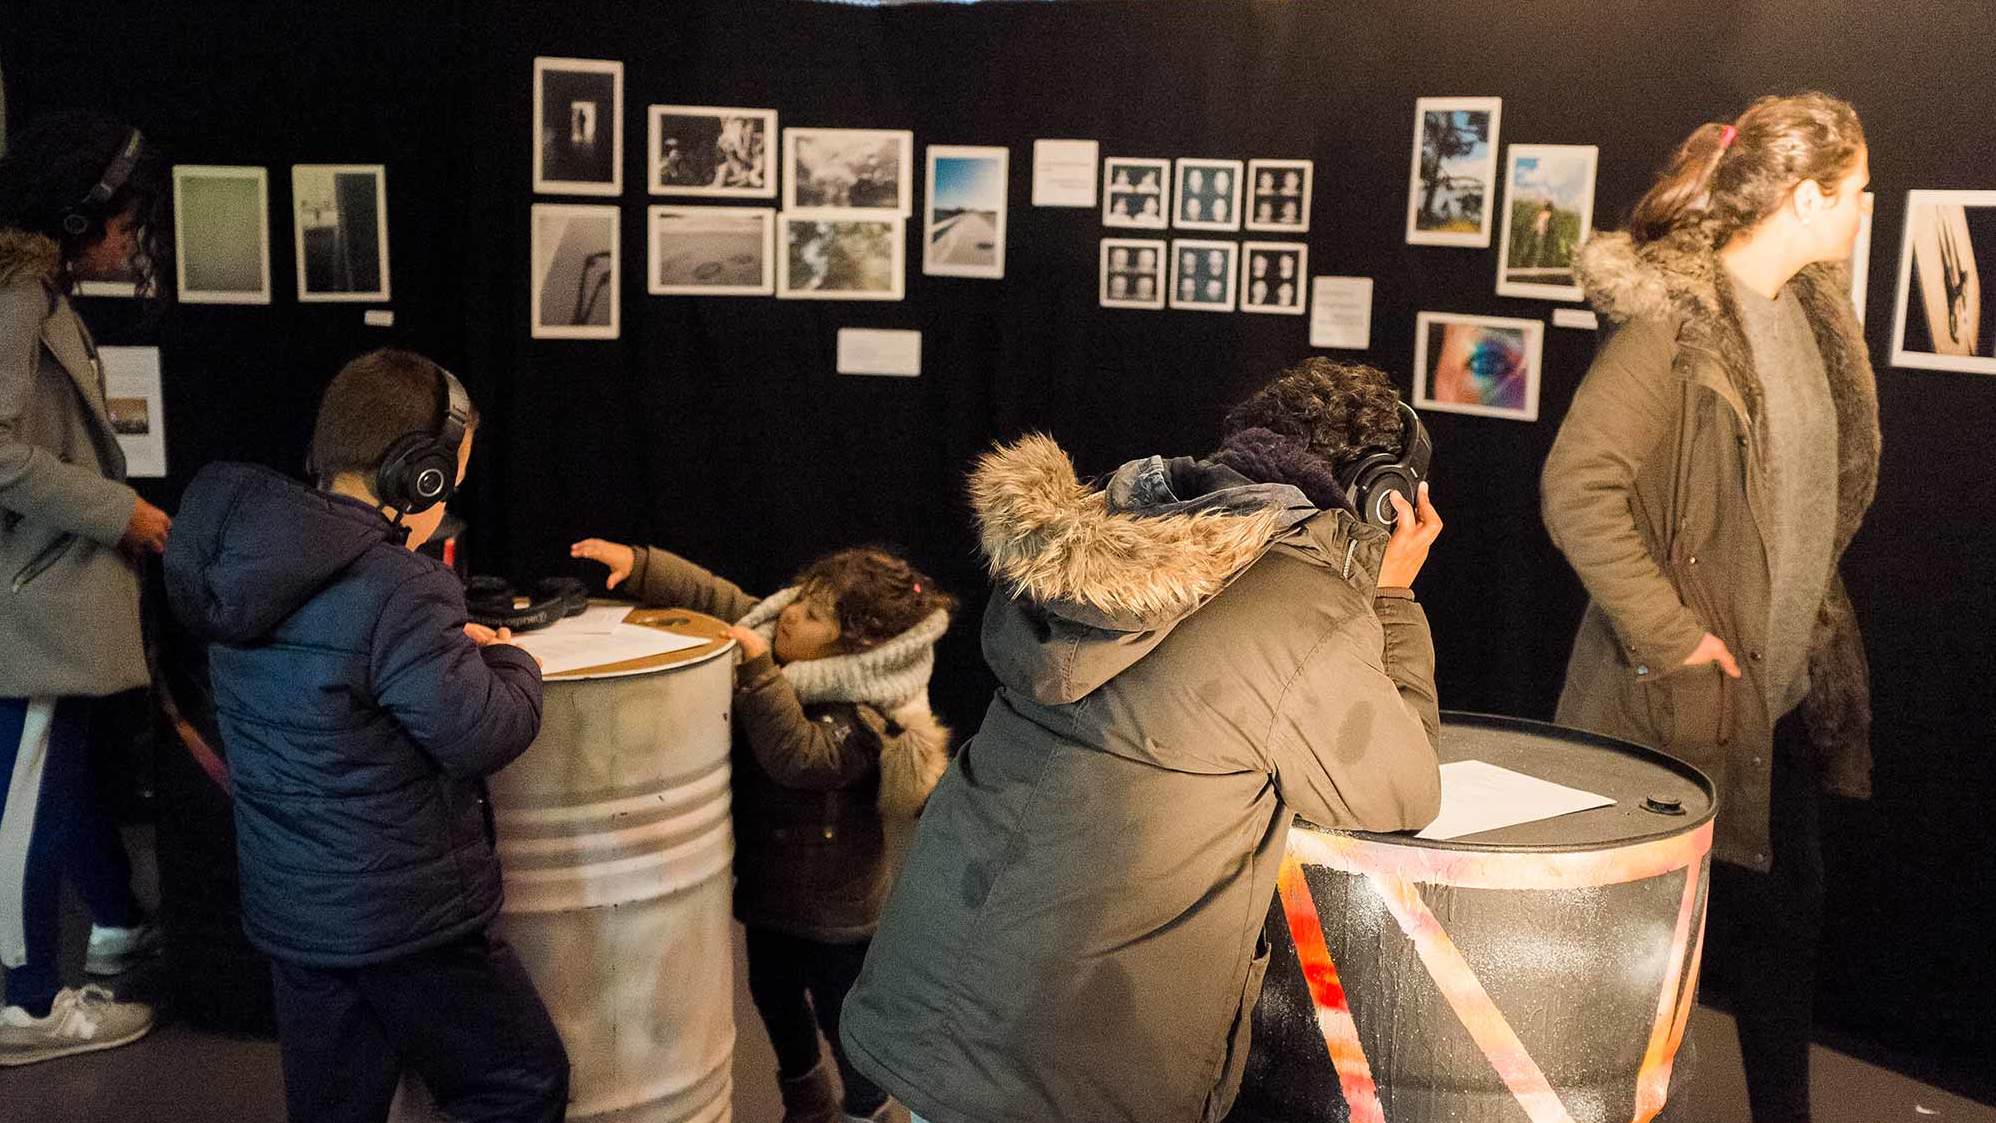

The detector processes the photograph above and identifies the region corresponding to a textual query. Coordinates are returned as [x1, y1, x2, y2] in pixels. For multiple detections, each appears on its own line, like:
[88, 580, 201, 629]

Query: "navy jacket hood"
[166, 462, 399, 645]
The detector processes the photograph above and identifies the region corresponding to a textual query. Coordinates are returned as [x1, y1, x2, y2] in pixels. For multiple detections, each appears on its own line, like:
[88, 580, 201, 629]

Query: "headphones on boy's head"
[465, 576, 589, 633]
[1338, 401, 1434, 532]
[376, 365, 472, 517]
[61, 128, 146, 238]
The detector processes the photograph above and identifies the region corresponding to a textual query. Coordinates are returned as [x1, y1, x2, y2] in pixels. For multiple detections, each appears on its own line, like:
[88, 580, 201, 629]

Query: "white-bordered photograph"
[783, 128, 914, 215]
[531, 203, 620, 339]
[533, 57, 623, 196]
[1245, 159, 1312, 233]
[1891, 189, 1996, 374]
[1100, 238, 1166, 310]
[1169, 238, 1238, 312]
[1495, 144, 1597, 301]
[647, 205, 774, 296]
[1413, 310, 1543, 421]
[1407, 96, 1502, 247]
[172, 165, 271, 305]
[648, 105, 776, 198]
[777, 212, 906, 301]
[924, 145, 1008, 279]
[1174, 158, 1244, 232]
[292, 164, 390, 303]
[1240, 241, 1308, 315]
[1102, 156, 1171, 229]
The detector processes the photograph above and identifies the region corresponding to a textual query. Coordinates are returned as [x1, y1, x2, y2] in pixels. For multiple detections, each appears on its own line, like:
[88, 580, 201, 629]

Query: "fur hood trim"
[876, 700, 950, 818]
[0, 229, 61, 288]
[968, 434, 1289, 625]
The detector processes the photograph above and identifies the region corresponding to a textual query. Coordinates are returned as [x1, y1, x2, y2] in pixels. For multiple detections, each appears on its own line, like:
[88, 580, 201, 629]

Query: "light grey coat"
[0, 230, 146, 698]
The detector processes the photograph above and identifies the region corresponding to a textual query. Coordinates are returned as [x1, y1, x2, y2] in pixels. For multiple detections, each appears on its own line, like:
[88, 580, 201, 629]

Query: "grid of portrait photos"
[292, 165, 390, 303]
[1407, 97, 1502, 247]
[1102, 157, 1171, 230]
[533, 57, 623, 196]
[173, 165, 272, 305]
[649, 105, 777, 198]
[1175, 159, 1244, 232]
[649, 206, 775, 297]
[1099, 239, 1166, 310]
[1170, 240, 1239, 312]
[1413, 311, 1543, 422]
[924, 146, 1009, 280]
[1495, 144, 1597, 301]
[1890, 190, 1996, 375]
[1239, 242, 1308, 315]
[1245, 159, 1312, 234]
[531, 203, 620, 338]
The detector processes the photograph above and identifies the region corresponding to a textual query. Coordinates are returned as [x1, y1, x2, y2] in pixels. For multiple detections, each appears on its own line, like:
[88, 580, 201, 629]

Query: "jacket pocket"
[1643, 663, 1734, 760]
[1205, 934, 1273, 1123]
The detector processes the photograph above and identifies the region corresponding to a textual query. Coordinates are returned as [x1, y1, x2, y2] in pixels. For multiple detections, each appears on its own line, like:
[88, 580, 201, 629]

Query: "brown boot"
[779, 1058, 843, 1123]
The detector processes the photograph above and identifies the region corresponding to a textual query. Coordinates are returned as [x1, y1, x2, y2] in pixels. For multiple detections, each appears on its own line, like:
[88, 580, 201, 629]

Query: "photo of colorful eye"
[1415, 312, 1544, 421]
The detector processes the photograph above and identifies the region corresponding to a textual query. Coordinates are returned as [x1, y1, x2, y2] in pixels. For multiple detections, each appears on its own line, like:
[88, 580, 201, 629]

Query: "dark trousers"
[745, 926, 888, 1116]
[0, 697, 142, 1015]
[1703, 709, 1825, 1123]
[270, 930, 569, 1123]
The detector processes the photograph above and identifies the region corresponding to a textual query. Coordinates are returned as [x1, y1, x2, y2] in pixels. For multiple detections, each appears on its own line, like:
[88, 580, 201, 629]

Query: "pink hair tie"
[1719, 125, 1738, 151]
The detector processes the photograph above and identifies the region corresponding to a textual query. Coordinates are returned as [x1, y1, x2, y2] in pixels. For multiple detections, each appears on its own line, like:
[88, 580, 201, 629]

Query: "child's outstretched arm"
[372, 566, 544, 778]
[572, 538, 758, 621]
[731, 637, 880, 790]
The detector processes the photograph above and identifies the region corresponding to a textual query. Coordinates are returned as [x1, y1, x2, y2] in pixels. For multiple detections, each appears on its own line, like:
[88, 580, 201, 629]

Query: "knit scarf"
[734, 589, 949, 712]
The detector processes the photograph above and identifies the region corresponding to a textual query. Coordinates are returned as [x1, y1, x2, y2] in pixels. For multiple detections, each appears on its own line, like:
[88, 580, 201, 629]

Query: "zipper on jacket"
[12, 533, 77, 593]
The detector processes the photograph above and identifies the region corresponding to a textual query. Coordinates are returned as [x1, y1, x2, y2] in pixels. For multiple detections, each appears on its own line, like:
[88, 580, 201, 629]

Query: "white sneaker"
[85, 918, 162, 976]
[0, 986, 155, 1066]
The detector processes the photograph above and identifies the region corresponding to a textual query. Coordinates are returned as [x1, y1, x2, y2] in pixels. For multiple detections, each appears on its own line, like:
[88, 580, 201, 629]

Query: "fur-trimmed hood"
[0, 229, 62, 288]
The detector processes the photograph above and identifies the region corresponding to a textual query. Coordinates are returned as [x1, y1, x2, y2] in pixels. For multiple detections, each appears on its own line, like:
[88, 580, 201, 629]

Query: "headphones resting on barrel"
[376, 365, 473, 517]
[62, 128, 146, 239]
[1338, 401, 1434, 532]
[465, 576, 589, 633]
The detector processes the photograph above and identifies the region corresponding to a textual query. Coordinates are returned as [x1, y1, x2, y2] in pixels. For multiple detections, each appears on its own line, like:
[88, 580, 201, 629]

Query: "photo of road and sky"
[927, 153, 1004, 270]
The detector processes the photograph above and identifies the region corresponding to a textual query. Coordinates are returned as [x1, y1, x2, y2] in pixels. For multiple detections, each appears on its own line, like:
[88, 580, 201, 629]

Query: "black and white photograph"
[924, 145, 1008, 279]
[531, 203, 620, 338]
[1890, 189, 1996, 374]
[1102, 157, 1171, 229]
[777, 213, 906, 301]
[1239, 241, 1308, 314]
[648, 105, 777, 197]
[1169, 238, 1238, 311]
[1100, 238, 1166, 309]
[648, 206, 774, 296]
[1174, 158, 1244, 232]
[1407, 96, 1502, 247]
[533, 57, 623, 196]
[291, 164, 390, 303]
[783, 128, 914, 215]
[173, 164, 271, 304]
[1245, 159, 1312, 233]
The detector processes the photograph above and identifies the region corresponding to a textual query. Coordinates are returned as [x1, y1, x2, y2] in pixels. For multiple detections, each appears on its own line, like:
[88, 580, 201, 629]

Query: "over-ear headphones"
[375, 364, 472, 516]
[61, 127, 145, 239]
[1338, 401, 1434, 532]
[465, 576, 589, 633]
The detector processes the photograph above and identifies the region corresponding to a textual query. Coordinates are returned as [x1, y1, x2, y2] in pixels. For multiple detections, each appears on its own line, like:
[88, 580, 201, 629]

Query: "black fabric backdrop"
[7, 0, 1992, 1086]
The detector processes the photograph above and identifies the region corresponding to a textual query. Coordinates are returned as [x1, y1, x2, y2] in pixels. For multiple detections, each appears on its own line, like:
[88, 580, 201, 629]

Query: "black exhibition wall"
[6, 0, 1992, 1086]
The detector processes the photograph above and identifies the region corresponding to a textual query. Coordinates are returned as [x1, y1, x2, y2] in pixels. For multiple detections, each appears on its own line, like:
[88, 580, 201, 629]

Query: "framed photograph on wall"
[533, 57, 623, 196]
[1890, 190, 1996, 374]
[1413, 311, 1543, 421]
[648, 105, 776, 197]
[1102, 157, 1171, 229]
[1494, 144, 1597, 301]
[1245, 159, 1312, 233]
[647, 206, 774, 296]
[1173, 158, 1244, 232]
[530, 203, 619, 339]
[1169, 239, 1238, 311]
[292, 164, 390, 303]
[783, 128, 914, 215]
[1406, 97, 1502, 247]
[1100, 238, 1166, 310]
[777, 212, 906, 301]
[1239, 242, 1308, 314]
[924, 145, 1009, 280]
[173, 165, 271, 305]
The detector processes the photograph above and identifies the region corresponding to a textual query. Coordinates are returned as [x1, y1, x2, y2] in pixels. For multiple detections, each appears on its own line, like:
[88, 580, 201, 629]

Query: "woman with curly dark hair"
[842, 358, 1445, 1123]
[0, 109, 171, 1065]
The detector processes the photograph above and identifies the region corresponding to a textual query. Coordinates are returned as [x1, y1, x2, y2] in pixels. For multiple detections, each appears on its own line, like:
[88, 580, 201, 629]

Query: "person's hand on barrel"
[1377, 482, 1443, 590]
[570, 538, 635, 590]
[728, 625, 770, 662]
[465, 621, 541, 669]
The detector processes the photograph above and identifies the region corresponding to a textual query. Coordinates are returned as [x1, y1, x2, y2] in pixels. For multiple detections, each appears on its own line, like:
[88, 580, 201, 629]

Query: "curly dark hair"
[1220, 357, 1405, 474]
[794, 547, 956, 654]
[0, 109, 170, 296]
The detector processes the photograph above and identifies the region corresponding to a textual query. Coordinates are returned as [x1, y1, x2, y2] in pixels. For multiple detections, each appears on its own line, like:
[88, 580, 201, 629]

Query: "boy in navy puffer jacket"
[164, 349, 567, 1123]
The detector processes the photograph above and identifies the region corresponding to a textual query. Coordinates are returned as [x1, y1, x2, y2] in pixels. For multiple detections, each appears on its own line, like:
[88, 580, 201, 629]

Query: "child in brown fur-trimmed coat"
[571, 537, 953, 1123]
